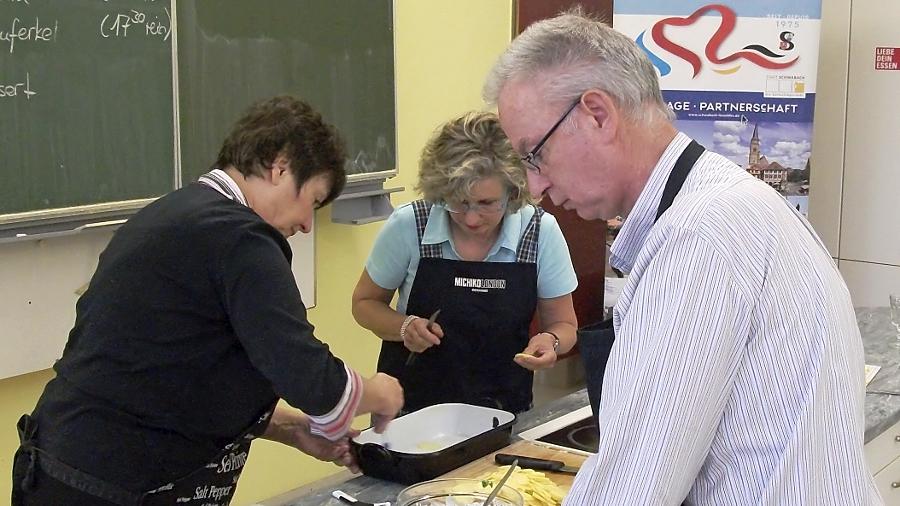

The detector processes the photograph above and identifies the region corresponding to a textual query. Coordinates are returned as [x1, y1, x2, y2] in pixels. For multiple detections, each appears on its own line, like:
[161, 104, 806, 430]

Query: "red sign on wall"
[875, 47, 899, 71]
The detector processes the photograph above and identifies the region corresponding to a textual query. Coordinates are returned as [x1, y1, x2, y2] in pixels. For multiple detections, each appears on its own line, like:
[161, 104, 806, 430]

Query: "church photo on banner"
[614, 0, 821, 215]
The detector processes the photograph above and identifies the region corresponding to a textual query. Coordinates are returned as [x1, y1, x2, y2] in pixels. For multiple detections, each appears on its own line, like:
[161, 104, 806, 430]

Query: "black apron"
[579, 140, 705, 421]
[13, 403, 275, 506]
[11, 171, 274, 506]
[376, 201, 543, 414]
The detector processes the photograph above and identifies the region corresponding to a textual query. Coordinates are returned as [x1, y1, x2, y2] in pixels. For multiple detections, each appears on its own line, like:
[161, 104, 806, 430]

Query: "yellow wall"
[0, 1, 513, 504]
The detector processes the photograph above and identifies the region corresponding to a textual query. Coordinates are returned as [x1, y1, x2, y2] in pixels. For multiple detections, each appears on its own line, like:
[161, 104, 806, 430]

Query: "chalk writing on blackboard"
[100, 7, 171, 40]
[0, 71, 34, 98]
[0, 0, 175, 220]
[0, 16, 58, 53]
[1, 0, 393, 231]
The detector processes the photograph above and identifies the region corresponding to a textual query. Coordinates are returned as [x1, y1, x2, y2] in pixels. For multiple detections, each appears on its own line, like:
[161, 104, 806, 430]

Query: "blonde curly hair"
[415, 111, 535, 213]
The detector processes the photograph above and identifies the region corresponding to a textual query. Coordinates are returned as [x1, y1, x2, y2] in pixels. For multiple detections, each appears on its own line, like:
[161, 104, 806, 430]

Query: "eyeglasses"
[443, 197, 508, 215]
[521, 99, 581, 174]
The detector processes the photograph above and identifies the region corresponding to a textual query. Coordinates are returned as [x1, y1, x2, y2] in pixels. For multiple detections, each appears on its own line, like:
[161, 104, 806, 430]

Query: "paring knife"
[484, 458, 518, 506]
[494, 453, 580, 475]
[332, 490, 390, 506]
[404, 309, 441, 366]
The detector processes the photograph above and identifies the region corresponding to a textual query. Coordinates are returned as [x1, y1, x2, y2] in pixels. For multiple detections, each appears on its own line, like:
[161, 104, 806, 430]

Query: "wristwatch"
[543, 331, 560, 353]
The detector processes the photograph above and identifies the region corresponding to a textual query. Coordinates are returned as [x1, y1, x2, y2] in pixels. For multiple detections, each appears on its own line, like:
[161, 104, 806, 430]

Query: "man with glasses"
[484, 9, 880, 506]
[352, 111, 578, 415]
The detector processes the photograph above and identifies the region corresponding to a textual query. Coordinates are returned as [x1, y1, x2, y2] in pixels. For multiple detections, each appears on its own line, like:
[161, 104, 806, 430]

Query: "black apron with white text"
[13, 402, 275, 506]
[376, 201, 543, 414]
[579, 140, 705, 421]
[12, 171, 276, 506]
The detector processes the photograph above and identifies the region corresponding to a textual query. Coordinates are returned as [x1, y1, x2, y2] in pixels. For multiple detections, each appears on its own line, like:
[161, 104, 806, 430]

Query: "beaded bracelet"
[399, 314, 420, 342]
[541, 331, 561, 353]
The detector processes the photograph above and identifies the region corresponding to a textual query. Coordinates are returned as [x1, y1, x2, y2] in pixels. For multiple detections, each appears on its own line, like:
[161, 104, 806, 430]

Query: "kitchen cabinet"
[867, 419, 900, 477]
[874, 460, 900, 504]
[840, 260, 900, 307]
[869, 423, 900, 504]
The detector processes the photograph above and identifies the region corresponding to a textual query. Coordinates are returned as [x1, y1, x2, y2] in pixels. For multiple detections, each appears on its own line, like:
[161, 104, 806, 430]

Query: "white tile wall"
[809, 0, 900, 306]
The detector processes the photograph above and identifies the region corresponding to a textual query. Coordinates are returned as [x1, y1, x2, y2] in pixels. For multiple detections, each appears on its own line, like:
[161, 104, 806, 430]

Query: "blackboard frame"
[0, 199, 144, 243]
[0, 0, 397, 241]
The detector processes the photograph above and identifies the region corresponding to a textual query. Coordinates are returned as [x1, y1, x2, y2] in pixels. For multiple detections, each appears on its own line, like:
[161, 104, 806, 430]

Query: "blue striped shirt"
[565, 133, 881, 505]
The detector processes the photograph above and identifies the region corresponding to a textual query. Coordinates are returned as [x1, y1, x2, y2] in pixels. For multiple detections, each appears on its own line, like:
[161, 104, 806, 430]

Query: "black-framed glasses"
[521, 99, 581, 174]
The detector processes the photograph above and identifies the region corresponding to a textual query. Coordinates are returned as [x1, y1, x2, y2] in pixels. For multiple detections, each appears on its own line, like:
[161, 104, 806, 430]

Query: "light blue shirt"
[365, 202, 578, 315]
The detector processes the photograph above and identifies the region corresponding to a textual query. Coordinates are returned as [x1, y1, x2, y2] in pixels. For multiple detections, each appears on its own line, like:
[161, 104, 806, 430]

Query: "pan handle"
[358, 442, 395, 470]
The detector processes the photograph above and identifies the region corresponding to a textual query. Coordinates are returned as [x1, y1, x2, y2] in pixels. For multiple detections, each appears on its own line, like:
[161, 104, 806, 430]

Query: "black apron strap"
[515, 205, 543, 264]
[13, 414, 38, 495]
[579, 139, 706, 421]
[655, 140, 705, 222]
[411, 200, 442, 258]
[576, 319, 615, 421]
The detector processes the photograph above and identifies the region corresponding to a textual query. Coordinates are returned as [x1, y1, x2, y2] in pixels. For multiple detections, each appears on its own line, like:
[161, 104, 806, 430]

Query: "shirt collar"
[197, 169, 249, 207]
[421, 203, 524, 257]
[610, 132, 691, 273]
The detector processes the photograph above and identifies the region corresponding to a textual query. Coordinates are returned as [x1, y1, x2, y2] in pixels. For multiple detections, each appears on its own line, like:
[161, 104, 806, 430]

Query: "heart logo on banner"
[649, 4, 798, 77]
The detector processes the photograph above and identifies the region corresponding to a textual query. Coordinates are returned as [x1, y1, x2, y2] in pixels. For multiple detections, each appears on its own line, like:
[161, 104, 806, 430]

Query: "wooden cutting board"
[440, 439, 588, 491]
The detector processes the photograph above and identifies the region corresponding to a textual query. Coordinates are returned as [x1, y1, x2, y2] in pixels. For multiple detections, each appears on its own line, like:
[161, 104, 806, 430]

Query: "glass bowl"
[396, 478, 524, 506]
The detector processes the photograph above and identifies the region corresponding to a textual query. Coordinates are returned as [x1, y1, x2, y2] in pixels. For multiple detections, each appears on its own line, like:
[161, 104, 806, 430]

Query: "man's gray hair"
[483, 9, 674, 124]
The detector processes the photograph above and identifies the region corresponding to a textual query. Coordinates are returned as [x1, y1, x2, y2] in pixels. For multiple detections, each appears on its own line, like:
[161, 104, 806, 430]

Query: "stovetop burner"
[536, 414, 599, 453]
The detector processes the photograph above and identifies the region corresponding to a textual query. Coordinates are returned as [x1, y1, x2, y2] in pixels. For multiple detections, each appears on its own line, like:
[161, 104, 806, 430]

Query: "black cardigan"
[31, 183, 349, 491]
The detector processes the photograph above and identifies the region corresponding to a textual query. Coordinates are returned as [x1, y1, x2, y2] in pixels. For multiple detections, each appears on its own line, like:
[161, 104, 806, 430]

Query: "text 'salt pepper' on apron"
[376, 201, 543, 414]
[13, 402, 276, 506]
[578, 140, 706, 421]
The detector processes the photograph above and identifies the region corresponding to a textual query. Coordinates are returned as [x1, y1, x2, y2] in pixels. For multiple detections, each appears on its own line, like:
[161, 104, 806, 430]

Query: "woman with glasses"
[352, 111, 577, 414]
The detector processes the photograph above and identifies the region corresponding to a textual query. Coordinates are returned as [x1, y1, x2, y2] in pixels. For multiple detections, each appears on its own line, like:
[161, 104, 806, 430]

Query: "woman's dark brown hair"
[215, 95, 347, 206]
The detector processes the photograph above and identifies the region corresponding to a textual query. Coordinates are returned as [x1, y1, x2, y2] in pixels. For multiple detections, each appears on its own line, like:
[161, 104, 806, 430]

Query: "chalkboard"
[0, 0, 396, 231]
[177, 0, 396, 183]
[0, 0, 175, 220]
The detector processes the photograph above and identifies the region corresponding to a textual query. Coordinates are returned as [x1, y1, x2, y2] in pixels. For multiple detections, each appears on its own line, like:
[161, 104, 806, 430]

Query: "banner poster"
[613, 1, 821, 214]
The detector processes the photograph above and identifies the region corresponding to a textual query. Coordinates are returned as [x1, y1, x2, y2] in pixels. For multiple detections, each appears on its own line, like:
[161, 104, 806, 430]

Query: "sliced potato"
[475, 466, 565, 506]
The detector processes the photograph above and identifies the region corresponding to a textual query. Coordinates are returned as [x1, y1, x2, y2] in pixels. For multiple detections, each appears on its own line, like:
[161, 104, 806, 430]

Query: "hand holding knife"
[404, 309, 441, 366]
